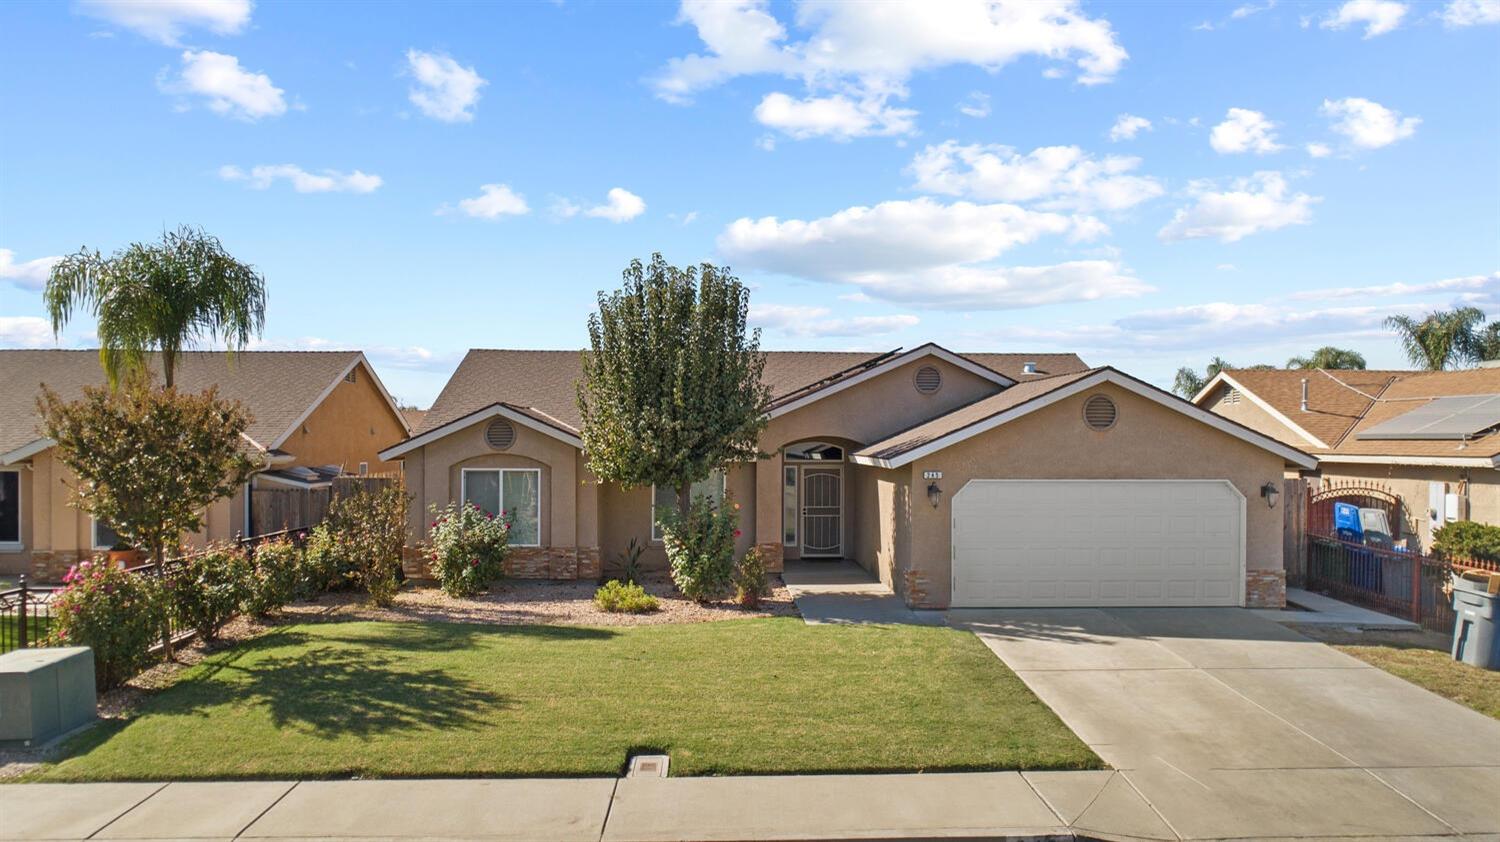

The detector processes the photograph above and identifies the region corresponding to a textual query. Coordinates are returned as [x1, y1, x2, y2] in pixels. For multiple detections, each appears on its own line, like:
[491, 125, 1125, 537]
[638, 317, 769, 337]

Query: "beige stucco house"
[1196, 366, 1500, 551]
[382, 344, 1313, 609]
[0, 350, 410, 580]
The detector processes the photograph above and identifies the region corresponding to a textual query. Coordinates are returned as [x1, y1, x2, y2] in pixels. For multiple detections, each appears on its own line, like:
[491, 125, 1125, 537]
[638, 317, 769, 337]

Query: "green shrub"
[246, 538, 301, 616]
[325, 484, 410, 607]
[300, 523, 351, 594]
[427, 501, 510, 598]
[48, 560, 166, 689]
[732, 547, 770, 608]
[603, 537, 645, 585]
[594, 579, 659, 613]
[661, 494, 738, 602]
[166, 543, 253, 642]
[1432, 520, 1500, 563]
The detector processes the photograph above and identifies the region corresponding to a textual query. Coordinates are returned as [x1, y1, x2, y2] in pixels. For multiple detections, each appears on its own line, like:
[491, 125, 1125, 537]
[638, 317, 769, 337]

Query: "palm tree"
[1383, 307, 1485, 371]
[1476, 323, 1500, 363]
[45, 226, 267, 388]
[1173, 356, 1235, 398]
[1286, 346, 1366, 370]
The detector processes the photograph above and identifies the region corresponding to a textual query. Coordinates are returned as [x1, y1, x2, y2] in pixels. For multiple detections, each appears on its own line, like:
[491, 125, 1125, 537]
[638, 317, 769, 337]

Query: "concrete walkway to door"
[781, 560, 943, 625]
[950, 606, 1500, 840]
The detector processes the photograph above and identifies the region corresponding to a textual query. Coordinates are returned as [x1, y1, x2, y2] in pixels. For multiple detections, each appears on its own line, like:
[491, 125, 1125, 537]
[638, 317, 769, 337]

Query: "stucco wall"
[1314, 462, 1500, 551]
[277, 361, 408, 473]
[754, 357, 1006, 555]
[1204, 383, 1317, 450]
[899, 381, 1288, 609]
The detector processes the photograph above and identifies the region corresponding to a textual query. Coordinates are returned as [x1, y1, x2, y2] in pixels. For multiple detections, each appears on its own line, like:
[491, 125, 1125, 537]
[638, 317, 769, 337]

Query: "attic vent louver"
[485, 418, 516, 450]
[1083, 395, 1117, 430]
[914, 365, 943, 394]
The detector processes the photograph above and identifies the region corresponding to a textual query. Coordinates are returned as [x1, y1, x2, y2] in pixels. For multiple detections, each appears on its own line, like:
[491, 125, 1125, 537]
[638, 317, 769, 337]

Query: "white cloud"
[1306, 142, 1332, 158]
[1209, 107, 1283, 154]
[1232, 0, 1277, 19]
[1442, 0, 1500, 26]
[1108, 113, 1152, 141]
[754, 91, 916, 140]
[160, 50, 286, 121]
[1158, 171, 1318, 243]
[553, 188, 647, 223]
[909, 141, 1164, 212]
[0, 249, 61, 290]
[0, 317, 56, 349]
[447, 184, 530, 219]
[76, 0, 251, 45]
[218, 164, 382, 193]
[957, 91, 991, 118]
[1290, 271, 1500, 302]
[1321, 0, 1408, 37]
[717, 197, 1147, 309]
[654, 1, 1127, 138]
[750, 304, 919, 337]
[405, 49, 486, 123]
[1320, 97, 1420, 149]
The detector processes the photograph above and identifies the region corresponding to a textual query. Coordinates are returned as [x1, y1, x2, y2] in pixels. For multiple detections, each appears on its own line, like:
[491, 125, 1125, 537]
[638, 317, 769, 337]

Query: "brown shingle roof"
[1214, 367, 1500, 459]
[0, 349, 363, 456]
[852, 369, 1100, 461]
[414, 349, 1089, 437]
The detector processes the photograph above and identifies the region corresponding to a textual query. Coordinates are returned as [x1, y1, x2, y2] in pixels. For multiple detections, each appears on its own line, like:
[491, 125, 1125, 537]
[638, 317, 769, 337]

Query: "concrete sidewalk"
[781, 560, 944, 626]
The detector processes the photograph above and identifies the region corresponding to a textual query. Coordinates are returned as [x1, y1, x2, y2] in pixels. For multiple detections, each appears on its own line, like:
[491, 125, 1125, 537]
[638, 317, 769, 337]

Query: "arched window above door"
[784, 441, 843, 462]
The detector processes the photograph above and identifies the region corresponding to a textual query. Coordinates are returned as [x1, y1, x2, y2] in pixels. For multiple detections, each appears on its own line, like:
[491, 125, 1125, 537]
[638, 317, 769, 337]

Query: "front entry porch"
[781, 559, 943, 626]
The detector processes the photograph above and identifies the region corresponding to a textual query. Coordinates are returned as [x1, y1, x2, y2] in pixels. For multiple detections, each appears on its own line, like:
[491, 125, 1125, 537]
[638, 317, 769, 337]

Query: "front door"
[800, 467, 842, 557]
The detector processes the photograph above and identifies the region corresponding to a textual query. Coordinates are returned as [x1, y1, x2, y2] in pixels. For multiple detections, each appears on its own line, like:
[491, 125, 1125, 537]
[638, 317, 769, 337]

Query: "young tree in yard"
[44, 225, 267, 388]
[1384, 307, 1486, 371]
[577, 253, 771, 516]
[1286, 346, 1366, 370]
[37, 376, 259, 567]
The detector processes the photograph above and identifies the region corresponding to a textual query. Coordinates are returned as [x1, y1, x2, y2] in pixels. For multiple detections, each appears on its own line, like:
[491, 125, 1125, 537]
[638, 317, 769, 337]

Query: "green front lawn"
[1299, 626, 1500, 720]
[0, 614, 50, 653]
[32, 618, 1099, 781]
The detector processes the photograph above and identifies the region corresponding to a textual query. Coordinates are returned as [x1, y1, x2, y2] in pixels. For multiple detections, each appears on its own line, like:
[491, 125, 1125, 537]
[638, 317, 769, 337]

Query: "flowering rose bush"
[246, 538, 301, 616]
[732, 546, 770, 608]
[427, 501, 511, 598]
[166, 543, 253, 642]
[661, 494, 738, 602]
[47, 560, 167, 689]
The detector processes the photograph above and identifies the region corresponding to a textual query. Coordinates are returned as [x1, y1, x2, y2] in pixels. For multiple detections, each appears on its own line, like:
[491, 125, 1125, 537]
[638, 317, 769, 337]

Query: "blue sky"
[1, 0, 1497, 406]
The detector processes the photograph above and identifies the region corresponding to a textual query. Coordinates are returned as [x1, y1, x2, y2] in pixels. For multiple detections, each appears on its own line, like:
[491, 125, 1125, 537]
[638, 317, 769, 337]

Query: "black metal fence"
[1306, 532, 1499, 634]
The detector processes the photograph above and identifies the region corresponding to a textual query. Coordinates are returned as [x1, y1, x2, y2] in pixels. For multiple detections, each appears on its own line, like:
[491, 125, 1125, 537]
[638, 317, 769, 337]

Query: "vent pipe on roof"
[1300, 378, 1309, 412]
[1022, 361, 1038, 375]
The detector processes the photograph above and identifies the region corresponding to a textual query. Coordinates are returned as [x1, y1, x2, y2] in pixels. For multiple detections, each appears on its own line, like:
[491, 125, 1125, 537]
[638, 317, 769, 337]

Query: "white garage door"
[951, 480, 1244, 608]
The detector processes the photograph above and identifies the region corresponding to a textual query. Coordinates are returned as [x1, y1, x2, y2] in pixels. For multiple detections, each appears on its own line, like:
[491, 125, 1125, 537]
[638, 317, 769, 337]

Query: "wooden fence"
[248, 473, 397, 536]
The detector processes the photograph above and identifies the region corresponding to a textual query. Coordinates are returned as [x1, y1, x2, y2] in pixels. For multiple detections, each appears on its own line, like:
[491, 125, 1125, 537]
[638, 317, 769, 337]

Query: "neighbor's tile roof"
[852, 369, 1100, 461]
[0, 349, 362, 456]
[1217, 367, 1500, 459]
[413, 349, 1089, 437]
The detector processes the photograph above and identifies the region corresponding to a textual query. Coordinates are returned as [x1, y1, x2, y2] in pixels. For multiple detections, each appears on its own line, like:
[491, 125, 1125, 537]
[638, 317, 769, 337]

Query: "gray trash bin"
[1451, 573, 1500, 670]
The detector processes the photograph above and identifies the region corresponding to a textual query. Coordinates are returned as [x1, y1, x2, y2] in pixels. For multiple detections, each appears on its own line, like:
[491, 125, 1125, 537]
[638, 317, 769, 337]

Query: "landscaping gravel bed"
[279, 573, 799, 626]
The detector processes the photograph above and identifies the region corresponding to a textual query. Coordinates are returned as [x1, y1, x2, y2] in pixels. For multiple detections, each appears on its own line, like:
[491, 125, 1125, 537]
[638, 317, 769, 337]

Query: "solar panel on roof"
[1356, 394, 1500, 440]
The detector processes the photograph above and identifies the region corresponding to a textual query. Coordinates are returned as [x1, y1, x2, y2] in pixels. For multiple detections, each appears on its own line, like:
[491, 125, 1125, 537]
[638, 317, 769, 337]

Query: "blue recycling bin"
[1333, 502, 1382, 590]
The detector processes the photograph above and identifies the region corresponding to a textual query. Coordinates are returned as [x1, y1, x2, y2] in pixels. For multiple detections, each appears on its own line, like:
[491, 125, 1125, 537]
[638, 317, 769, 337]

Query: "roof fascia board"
[379, 403, 583, 460]
[1193, 372, 1330, 450]
[767, 344, 1015, 420]
[1318, 454, 1499, 468]
[852, 369, 1319, 470]
[269, 354, 411, 451]
[1, 438, 55, 465]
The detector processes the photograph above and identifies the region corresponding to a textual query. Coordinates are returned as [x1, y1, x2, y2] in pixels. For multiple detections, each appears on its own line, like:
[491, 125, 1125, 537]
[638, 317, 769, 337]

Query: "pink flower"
[733, 529, 742, 538]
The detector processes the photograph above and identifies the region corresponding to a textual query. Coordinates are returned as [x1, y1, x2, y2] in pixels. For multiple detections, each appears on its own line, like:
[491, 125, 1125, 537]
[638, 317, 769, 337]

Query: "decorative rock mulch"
[280, 573, 800, 627]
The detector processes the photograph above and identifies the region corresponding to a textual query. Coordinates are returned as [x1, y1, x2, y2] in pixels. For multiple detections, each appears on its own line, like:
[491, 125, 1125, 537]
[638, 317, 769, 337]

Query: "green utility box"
[0, 646, 97, 747]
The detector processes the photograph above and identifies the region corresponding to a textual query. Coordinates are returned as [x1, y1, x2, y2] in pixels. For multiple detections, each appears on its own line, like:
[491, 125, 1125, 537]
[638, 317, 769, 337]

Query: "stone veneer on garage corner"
[1246, 569, 1287, 609]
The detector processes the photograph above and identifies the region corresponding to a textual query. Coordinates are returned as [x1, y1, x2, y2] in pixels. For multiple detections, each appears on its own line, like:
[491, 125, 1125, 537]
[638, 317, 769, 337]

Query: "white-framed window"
[0, 469, 21, 550]
[92, 517, 123, 551]
[651, 471, 725, 542]
[461, 468, 542, 547]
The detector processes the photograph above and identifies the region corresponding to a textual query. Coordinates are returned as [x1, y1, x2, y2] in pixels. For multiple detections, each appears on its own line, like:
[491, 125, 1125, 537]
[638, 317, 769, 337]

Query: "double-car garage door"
[951, 480, 1245, 608]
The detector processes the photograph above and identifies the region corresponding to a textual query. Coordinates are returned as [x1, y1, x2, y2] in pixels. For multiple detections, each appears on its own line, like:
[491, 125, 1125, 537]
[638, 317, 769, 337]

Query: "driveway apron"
[952, 606, 1500, 840]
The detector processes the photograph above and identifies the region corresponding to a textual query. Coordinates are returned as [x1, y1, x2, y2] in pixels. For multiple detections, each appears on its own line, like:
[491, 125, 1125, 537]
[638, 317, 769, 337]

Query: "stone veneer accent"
[755, 542, 784, 573]
[27, 551, 85, 584]
[402, 546, 600, 581]
[1246, 569, 1286, 609]
[902, 566, 938, 609]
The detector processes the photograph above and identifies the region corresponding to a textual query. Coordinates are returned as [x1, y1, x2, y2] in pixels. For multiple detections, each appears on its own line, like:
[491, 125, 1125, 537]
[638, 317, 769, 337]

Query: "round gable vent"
[914, 365, 943, 394]
[1083, 395, 1117, 430]
[485, 418, 516, 450]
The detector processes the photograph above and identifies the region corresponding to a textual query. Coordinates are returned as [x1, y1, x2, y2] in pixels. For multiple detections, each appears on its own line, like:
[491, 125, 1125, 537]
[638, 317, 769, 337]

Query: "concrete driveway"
[951, 607, 1500, 840]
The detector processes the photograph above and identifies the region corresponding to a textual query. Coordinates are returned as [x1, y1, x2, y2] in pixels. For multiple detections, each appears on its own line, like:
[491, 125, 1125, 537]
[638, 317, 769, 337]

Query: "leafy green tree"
[45, 225, 267, 388]
[1384, 307, 1486, 371]
[1286, 346, 1367, 370]
[37, 376, 259, 566]
[578, 253, 771, 516]
[1476, 323, 1500, 363]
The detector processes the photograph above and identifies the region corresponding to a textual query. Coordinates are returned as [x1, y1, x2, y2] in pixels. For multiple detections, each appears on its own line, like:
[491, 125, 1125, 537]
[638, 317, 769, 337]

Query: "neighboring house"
[0, 350, 410, 580]
[381, 344, 1312, 609]
[1195, 366, 1500, 551]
